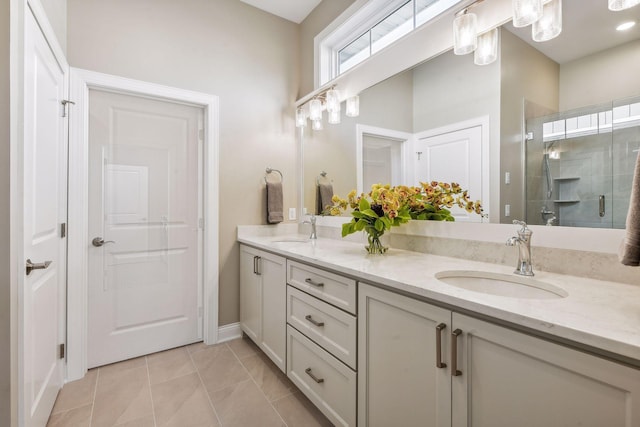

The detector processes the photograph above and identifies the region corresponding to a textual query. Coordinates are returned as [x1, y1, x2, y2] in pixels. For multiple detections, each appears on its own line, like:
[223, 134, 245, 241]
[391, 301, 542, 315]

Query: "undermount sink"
[270, 238, 311, 244]
[435, 270, 568, 299]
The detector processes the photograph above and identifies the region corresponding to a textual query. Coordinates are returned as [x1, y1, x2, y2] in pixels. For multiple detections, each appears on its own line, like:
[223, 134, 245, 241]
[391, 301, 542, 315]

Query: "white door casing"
[67, 69, 219, 381]
[21, 5, 68, 426]
[87, 90, 204, 368]
[414, 117, 490, 222]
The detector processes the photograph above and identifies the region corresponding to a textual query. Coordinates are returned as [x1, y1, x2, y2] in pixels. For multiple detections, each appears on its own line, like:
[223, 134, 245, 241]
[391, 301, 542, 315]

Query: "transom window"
[316, 0, 463, 87]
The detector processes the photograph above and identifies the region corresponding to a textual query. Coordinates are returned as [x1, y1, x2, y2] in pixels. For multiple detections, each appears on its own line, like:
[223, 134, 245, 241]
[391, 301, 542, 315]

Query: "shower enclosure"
[525, 95, 640, 228]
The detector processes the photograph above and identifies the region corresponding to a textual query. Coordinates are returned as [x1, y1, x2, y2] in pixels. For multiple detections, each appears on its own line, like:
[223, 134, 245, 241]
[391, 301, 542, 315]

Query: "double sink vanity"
[238, 225, 640, 427]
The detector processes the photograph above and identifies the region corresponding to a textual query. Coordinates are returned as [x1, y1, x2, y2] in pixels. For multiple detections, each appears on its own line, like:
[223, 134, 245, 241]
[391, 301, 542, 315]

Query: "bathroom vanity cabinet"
[239, 245, 286, 372]
[358, 283, 640, 427]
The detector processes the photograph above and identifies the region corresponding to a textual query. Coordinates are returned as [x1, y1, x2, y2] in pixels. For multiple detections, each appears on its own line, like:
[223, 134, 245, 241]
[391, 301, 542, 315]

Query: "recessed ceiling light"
[616, 21, 637, 31]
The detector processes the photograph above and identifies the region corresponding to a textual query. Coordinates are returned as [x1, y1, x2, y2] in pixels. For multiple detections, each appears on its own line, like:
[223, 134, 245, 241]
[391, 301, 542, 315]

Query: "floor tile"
[241, 353, 295, 401]
[191, 345, 250, 395]
[51, 370, 97, 414]
[113, 415, 156, 426]
[226, 337, 259, 360]
[147, 347, 196, 385]
[91, 366, 154, 427]
[151, 372, 219, 427]
[272, 392, 333, 427]
[46, 404, 92, 427]
[97, 356, 147, 381]
[209, 379, 285, 427]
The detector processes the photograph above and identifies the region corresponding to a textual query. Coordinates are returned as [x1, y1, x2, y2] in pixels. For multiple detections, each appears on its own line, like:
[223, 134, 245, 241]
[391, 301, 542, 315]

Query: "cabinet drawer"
[287, 325, 356, 427]
[287, 286, 356, 369]
[287, 260, 356, 314]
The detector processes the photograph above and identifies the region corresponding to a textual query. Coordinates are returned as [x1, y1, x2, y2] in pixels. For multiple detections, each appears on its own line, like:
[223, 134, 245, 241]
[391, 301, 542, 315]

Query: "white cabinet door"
[239, 245, 286, 372]
[259, 251, 287, 371]
[358, 283, 451, 427]
[452, 313, 640, 427]
[240, 245, 262, 343]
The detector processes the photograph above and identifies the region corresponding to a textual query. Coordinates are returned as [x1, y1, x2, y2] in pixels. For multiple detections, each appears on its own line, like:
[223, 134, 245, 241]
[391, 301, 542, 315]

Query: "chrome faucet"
[303, 215, 317, 240]
[506, 220, 534, 276]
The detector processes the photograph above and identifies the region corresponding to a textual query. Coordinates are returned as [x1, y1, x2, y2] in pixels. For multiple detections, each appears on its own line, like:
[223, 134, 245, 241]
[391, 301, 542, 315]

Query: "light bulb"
[326, 89, 341, 114]
[309, 98, 322, 121]
[346, 96, 359, 117]
[328, 110, 341, 124]
[532, 0, 562, 42]
[295, 107, 307, 128]
[474, 28, 499, 66]
[512, 0, 542, 27]
[608, 0, 640, 11]
[312, 119, 323, 131]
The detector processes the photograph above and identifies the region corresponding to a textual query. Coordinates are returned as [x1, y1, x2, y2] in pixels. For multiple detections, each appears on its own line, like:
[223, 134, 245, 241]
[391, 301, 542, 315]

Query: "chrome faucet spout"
[303, 215, 317, 240]
[506, 220, 534, 276]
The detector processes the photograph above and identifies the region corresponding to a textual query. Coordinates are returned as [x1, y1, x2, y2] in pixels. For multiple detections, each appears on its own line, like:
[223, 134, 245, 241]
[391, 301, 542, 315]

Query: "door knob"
[26, 259, 52, 276]
[92, 237, 115, 247]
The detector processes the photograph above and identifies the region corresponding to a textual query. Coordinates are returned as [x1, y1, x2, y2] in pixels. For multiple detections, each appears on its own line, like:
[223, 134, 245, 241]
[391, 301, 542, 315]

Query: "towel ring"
[317, 171, 331, 185]
[265, 167, 283, 184]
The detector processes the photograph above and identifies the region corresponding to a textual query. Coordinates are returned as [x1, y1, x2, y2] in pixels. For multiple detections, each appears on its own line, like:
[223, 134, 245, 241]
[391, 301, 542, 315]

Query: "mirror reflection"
[302, 1, 640, 228]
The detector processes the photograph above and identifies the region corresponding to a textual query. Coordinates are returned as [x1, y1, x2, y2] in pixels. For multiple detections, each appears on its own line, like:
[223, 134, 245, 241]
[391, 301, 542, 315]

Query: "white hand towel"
[619, 152, 640, 266]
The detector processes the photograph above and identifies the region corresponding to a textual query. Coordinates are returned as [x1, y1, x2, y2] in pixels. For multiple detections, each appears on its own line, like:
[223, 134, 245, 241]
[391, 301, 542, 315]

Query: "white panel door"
[415, 125, 483, 221]
[22, 8, 67, 426]
[87, 90, 203, 368]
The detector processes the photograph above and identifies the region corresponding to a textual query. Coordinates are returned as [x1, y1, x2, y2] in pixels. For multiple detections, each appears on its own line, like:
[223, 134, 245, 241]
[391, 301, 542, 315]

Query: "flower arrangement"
[328, 182, 483, 254]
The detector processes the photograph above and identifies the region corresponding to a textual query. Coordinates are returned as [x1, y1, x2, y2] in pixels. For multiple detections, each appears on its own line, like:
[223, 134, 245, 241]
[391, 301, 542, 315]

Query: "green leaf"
[355, 219, 367, 231]
[361, 209, 379, 218]
[374, 218, 384, 232]
[341, 222, 354, 237]
[380, 216, 392, 228]
[359, 198, 370, 212]
[351, 211, 365, 219]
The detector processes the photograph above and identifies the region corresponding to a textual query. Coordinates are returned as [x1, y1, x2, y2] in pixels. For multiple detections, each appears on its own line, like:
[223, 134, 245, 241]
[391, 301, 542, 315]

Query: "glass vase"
[365, 230, 388, 254]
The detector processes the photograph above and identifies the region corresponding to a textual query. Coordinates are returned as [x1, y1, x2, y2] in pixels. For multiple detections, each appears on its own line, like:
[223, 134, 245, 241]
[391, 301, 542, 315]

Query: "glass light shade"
[453, 12, 477, 55]
[328, 110, 341, 124]
[512, 0, 542, 27]
[474, 28, 499, 66]
[326, 89, 341, 113]
[609, 0, 640, 11]
[309, 98, 323, 121]
[532, 0, 562, 42]
[346, 96, 360, 117]
[312, 119, 323, 131]
[295, 107, 307, 127]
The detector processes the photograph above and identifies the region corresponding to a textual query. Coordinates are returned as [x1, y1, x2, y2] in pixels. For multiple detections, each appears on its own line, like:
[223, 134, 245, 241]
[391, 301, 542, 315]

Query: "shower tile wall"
[525, 97, 640, 229]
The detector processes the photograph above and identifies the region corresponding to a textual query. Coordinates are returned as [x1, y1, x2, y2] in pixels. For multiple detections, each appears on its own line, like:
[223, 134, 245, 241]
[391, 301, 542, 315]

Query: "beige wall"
[67, 0, 299, 326]
[298, 0, 355, 97]
[500, 29, 559, 223]
[559, 39, 640, 111]
[1, 0, 10, 423]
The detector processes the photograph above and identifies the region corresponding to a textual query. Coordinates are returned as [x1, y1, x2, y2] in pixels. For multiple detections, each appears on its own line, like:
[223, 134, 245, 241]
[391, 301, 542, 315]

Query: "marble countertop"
[238, 229, 640, 364]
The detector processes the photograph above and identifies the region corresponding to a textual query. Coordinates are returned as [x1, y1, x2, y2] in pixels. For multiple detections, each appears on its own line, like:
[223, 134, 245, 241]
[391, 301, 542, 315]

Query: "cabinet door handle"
[305, 367, 324, 383]
[305, 315, 325, 327]
[435, 323, 447, 369]
[254, 256, 262, 275]
[451, 328, 462, 377]
[304, 278, 324, 287]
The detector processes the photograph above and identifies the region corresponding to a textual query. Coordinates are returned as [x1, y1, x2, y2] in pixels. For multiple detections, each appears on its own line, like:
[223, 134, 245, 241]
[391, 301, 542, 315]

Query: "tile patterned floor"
[47, 337, 333, 427]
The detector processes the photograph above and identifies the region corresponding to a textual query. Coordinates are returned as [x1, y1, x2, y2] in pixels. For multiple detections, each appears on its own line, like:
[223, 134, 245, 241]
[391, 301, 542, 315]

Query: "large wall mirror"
[302, 1, 640, 228]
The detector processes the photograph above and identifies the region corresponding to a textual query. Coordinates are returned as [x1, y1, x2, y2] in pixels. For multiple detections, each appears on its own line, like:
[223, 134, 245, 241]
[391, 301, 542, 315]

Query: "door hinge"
[61, 99, 75, 118]
[60, 223, 67, 238]
[59, 343, 65, 359]
[198, 307, 204, 318]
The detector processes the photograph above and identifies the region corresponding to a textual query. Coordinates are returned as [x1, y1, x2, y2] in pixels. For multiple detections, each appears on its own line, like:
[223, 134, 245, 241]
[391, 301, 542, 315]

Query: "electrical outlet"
[288, 207, 296, 220]
[505, 172, 511, 185]
[505, 204, 511, 217]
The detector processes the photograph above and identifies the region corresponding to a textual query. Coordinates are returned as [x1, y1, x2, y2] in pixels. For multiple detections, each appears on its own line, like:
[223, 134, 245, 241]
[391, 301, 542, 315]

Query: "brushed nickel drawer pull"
[305, 368, 324, 383]
[305, 315, 325, 327]
[305, 278, 324, 287]
[436, 323, 447, 369]
[451, 328, 462, 377]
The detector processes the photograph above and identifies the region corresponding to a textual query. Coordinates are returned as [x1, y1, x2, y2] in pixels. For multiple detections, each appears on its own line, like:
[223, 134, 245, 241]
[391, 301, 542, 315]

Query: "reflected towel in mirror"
[619, 153, 640, 266]
[266, 181, 284, 224]
[316, 182, 334, 215]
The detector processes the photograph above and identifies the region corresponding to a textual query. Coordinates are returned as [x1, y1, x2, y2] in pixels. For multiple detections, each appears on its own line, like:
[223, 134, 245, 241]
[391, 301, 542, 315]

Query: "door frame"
[66, 68, 220, 381]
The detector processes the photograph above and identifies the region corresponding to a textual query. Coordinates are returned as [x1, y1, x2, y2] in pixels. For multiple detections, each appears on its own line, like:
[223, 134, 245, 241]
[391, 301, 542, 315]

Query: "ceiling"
[240, 0, 322, 24]
[505, 1, 640, 64]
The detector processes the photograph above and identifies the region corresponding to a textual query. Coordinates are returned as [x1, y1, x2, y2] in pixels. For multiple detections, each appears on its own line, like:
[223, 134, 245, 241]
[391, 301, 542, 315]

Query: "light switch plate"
[288, 207, 296, 220]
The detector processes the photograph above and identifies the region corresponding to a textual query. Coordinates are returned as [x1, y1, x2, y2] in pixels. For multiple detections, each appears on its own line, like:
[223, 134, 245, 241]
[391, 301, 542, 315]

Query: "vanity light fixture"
[609, 0, 640, 11]
[532, 0, 562, 42]
[346, 95, 360, 117]
[326, 88, 340, 114]
[295, 107, 307, 127]
[312, 119, 323, 131]
[616, 20, 637, 30]
[474, 28, 499, 65]
[512, 0, 543, 27]
[309, 98, 323, 122]
[328, 110, 341, 124]
[453, 10, 478, 55]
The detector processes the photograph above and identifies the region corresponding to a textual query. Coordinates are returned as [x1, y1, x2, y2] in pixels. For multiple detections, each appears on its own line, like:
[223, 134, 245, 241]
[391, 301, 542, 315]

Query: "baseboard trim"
[217, 322, 242, 343]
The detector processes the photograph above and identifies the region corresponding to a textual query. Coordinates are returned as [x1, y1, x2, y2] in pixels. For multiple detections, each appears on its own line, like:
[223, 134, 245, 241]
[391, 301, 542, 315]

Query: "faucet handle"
[512, 220, 532, 237]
